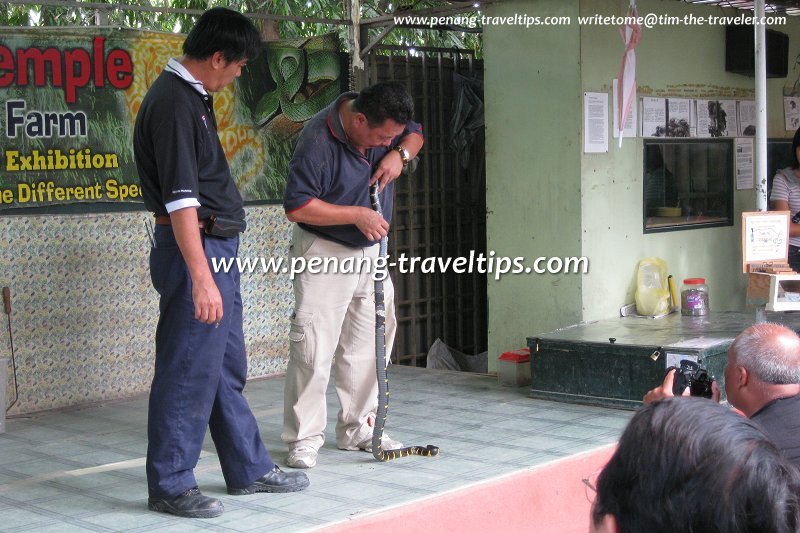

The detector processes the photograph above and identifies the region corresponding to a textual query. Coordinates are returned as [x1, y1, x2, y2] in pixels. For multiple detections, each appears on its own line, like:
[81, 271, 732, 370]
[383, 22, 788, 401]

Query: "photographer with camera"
[643, 322, 800, 469]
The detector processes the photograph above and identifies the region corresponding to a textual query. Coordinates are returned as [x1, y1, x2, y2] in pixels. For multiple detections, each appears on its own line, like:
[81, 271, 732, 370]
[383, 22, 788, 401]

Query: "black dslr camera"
[669, 359, 715, 398]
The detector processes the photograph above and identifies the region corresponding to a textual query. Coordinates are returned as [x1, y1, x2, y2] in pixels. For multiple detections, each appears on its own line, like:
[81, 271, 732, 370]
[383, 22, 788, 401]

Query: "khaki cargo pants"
[281, 225, 396, 451]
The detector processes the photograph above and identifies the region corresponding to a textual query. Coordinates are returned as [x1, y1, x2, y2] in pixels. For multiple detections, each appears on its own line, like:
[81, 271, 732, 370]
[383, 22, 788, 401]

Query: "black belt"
[155, 215, 207, 228]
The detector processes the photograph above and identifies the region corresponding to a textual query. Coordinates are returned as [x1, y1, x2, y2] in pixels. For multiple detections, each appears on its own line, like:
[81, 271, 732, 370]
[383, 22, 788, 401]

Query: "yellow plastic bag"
[635, 257, 671, 316]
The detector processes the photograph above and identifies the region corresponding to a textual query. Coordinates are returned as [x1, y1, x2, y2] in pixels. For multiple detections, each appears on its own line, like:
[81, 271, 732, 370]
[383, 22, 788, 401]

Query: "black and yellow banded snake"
[369, 183, 440, 462]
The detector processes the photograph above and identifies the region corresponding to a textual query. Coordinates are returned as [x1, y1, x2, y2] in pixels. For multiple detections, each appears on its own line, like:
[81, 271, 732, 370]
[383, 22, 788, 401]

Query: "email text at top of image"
[395, 13, 786, 30]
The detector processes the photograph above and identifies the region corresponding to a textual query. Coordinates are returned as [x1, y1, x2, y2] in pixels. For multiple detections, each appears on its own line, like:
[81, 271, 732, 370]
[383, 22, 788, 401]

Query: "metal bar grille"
[365, 46, 486, 366]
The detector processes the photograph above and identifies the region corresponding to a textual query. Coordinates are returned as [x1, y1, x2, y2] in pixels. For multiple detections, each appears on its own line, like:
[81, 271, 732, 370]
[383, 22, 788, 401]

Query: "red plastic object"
[499, 348, 531, 363]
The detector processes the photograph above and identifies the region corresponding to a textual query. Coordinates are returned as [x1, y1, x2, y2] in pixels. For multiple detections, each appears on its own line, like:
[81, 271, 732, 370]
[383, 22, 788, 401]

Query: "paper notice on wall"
[735, 137, 754, 190]
[612, 78, 637, 139]
[717, 100, 737, 137]
[738, 100, 756, 136]
[696, 99, 712, 138]
[584, 92, 608, 153]
[696, 99, 737, 137]
[641, 97, 666, 137]
[785, 97, 800, 131]
[666, 98, 691, 137]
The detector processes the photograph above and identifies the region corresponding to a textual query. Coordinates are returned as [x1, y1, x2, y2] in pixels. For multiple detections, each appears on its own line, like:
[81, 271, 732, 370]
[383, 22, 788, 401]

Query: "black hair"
[183, 7, 261, 63]
[592, 398, 800, 533]
[792, 126, 800, 169]
[351, 81, 414, 126]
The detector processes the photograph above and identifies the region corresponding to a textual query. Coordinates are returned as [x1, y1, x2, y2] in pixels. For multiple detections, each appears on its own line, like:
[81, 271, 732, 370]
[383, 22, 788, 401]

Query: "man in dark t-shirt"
[725, 324, 800, 468]
[645, 322, 800, 469]
[749, 394, 800, 467]
[134, 8, 308, 519]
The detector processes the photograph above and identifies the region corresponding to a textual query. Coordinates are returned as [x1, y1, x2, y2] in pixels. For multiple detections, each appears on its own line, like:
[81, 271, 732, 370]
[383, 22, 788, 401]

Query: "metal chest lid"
[527, 313, 756, 357]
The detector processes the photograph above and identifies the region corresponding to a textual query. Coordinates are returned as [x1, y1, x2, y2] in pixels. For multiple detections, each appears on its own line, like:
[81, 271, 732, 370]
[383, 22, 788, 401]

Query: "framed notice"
[742, 211, 790, 272]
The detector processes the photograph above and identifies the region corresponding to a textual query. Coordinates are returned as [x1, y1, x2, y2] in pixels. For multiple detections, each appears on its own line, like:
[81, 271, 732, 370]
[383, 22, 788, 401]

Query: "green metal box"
[525, 312, 780, 409]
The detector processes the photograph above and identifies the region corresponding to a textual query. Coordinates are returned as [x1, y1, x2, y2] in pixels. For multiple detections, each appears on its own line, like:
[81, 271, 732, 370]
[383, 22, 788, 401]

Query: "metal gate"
[364, 46, 486, 366]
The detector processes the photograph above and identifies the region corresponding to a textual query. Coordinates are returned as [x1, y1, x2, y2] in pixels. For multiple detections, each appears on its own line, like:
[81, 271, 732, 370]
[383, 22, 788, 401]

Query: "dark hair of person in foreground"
[591, 398, 800, 533]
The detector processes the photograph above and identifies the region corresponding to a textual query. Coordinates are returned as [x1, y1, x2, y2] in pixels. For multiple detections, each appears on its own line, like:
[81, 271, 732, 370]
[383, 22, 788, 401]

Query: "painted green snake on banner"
[255, 47, 340, 124]
[238, 33, 345, 201]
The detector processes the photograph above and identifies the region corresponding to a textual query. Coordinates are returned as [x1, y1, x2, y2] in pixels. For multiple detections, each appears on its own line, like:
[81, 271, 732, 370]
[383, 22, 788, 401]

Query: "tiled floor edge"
[314, 442, 618, 533]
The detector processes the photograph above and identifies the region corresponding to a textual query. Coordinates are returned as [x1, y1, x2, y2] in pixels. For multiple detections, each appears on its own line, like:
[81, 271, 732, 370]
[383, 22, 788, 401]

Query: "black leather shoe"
[227, 465, 310, 495]
[148, 487, 223, 518]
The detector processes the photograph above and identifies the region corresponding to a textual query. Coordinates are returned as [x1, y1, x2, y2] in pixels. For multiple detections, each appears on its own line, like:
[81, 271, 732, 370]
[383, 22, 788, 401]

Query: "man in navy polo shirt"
[282, 82, 424, 469]
[134, 8, 308, 518]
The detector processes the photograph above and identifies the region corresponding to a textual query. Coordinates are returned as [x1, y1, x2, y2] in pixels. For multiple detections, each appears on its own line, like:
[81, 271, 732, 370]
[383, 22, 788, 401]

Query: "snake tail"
[369, 184, 440, 462]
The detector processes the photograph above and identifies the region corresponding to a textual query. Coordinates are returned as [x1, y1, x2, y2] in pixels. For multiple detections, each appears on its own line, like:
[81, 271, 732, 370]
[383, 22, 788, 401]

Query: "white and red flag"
[617, 0, 641, 147]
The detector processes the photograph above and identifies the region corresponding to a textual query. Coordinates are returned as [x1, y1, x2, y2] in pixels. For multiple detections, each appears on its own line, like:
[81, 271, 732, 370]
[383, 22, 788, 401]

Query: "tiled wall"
[0, 205, 293, 415]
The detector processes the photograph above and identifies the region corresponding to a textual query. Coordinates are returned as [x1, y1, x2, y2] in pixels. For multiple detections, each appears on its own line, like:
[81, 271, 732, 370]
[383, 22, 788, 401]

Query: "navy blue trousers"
[146, 225, 274, 499]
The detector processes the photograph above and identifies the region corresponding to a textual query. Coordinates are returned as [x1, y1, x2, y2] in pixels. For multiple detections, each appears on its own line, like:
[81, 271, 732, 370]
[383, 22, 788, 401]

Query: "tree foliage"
[0, 0, 482, 54]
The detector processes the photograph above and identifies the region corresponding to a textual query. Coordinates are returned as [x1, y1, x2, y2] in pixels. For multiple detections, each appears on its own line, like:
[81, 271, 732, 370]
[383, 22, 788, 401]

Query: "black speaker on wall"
[726, 24, 789, 78]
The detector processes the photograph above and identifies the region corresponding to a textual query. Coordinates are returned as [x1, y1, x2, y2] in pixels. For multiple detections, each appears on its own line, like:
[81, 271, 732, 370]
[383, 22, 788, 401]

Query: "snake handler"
[282, 82, 424, 469]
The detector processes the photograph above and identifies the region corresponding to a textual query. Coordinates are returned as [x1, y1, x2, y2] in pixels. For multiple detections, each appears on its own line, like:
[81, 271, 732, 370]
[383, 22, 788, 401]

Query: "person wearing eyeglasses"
[590, 398, 800, 532]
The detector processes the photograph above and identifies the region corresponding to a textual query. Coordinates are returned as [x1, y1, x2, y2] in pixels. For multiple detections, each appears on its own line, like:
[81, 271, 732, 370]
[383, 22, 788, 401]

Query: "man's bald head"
[730, 323, 800, 385]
